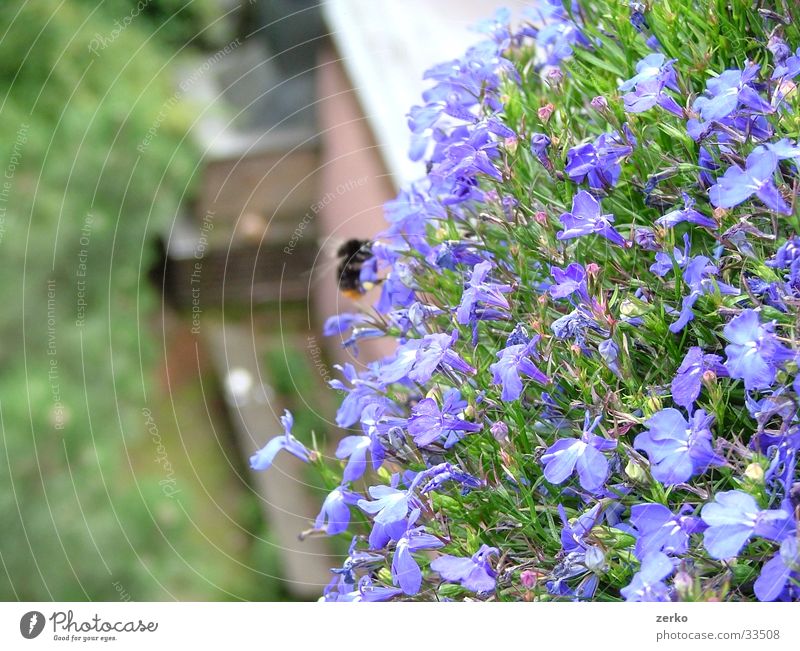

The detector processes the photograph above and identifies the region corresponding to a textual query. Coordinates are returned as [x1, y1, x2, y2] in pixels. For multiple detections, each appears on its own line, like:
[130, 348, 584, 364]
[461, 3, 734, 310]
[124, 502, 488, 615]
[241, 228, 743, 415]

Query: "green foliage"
[0, 1, 255, 600]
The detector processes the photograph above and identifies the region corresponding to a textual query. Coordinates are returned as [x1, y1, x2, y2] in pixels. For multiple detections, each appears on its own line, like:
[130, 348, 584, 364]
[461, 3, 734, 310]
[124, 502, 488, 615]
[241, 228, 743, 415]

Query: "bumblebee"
[336, 238, 374, 299]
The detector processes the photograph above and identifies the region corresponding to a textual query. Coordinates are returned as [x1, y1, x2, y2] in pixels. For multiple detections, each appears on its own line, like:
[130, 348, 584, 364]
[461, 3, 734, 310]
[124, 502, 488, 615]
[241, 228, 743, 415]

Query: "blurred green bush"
[0, 1, 268, 600]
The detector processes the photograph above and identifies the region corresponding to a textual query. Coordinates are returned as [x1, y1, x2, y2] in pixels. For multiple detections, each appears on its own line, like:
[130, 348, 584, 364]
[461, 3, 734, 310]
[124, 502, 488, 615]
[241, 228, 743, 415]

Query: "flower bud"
[491, 421, 509, 442]
[645, 395, 662, 413]
[504, 135, 519, 154]
[744, 462, 764, 483]
[584, 546, 606, 572]
[520, 569, 538, 589]
[530, 133, 551, 156]
[538, 103, 554, 122]
[546, 69, 563, 87]
[625, 459, 648, 483]
[590, 95, 609, 111]
[534, 210, 548, 225]
[768, 35, 790, 66]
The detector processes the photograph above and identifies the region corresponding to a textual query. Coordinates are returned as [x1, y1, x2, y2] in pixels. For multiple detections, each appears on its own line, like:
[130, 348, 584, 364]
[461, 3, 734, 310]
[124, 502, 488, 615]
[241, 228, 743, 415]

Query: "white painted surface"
[322, 0, 526, 187]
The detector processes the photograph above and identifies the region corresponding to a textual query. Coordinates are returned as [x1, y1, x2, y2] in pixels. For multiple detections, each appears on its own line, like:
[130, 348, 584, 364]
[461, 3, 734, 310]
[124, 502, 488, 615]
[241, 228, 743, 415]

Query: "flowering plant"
[254, 0, 800, 601]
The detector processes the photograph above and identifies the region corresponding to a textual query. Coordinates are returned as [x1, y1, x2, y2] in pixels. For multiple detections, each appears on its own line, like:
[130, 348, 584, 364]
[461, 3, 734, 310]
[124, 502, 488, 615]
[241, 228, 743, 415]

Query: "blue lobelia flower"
[549, 263, 590, 302]
[323, 574, 404, 602]
[335, 433, 376, 483]
[323, 312, 366, 337]
[755, 535, 800, 602]
[551, 308, 608, 348]
[669, 255, 739, 333]
[407, 394, 482, 447]
[415, 462, 483, 494]
[698, 145, 719, 187]
[564, 129, 635, 191]
[623, 77, 683, 116]
[634, 408, 725, 485]
[701, 490, 793, 559]
[546, 547, 604, 600]
[628, 1, 649, 32]
[558, 191, 626, 246]
[655, 192, 717, 229]
[620, 551, 674, 602]
[521, 0, 589, 67]
[358, 485, 411, 526]
[368, 517, 411, 552]
[619, 53, 678, 92]
[530, 132, 553, 171]
[430, 544, 498, 593]
[745, 274, 788, 313]
[629, 504, 705, 558]
[671, 346, 726, 410]
[772, 47, 800, 80]
[408, 331, 476, 384]
[753, 138, 800, 169]
[692, 63, 772, 121]
[769, 238, 800, 299]
[391, 527, 445, 595]
[650, 234, 690, 277]
[375, 266, 417, 314]
[769, 37, 791, 71]
[315, 486, 362, 535]
[723, 309, 795, 391]
[490, 335, 549, 401]
[709, 149, 790, 214]
[430, 241, 485, 270]
[598, 338, 621, 377]
[250, 410, 312, 470]
[321, 574, 361, 602]
[456, 260, 512, 325]
[541, 413, 617, 491]
[329, 362, 385, 428]
[357, 578, 404, 602]
[556, 502, 606, 553]
[376, 338, 424, 384]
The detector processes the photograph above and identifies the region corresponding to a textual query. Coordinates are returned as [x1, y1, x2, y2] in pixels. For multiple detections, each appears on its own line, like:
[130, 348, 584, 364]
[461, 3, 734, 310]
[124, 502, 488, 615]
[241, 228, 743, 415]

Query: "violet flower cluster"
[252, 0, 800, 602]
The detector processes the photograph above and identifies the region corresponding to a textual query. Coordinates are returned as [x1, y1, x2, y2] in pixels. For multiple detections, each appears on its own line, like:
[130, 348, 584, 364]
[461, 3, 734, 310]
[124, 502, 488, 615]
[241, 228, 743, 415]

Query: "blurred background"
[0, 0, 511, 601]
